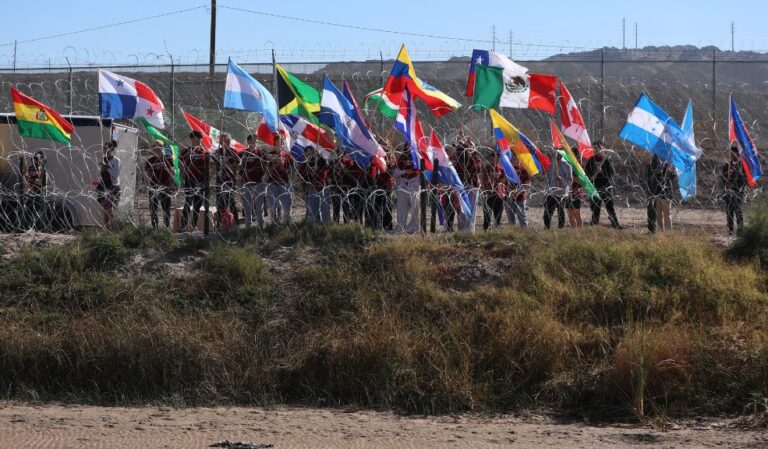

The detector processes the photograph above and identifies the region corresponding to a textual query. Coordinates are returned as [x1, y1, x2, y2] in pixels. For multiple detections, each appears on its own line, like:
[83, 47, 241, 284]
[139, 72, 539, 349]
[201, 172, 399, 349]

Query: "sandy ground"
[0, 404, 765, 449]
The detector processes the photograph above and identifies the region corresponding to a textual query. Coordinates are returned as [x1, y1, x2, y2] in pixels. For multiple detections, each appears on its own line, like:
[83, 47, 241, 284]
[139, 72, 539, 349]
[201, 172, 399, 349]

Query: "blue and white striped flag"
[224, 59, 278, 132]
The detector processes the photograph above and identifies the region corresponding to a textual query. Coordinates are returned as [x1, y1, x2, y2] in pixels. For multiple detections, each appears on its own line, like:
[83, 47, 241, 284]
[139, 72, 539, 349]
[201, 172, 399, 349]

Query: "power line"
[218, 4, 596, 51]
[0, 5, 208, 48]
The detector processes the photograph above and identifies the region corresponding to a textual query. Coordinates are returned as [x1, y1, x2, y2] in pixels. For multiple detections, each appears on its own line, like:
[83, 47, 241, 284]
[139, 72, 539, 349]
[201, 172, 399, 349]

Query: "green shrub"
[731, 200, 768, 266]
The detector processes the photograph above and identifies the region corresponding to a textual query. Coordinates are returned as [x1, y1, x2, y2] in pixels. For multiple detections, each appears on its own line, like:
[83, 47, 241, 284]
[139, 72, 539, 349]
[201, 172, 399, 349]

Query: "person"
[585, 141, 620, 228]
[265, 136, 292, 225]
[721, 145, 748, 235]
[327, 151, 345, 224]
[216, 133, 241, 228]
[23, 151, 46, 230]
[368, 150, 395, 230]
[240, 134, 267, 229]
[144, 140, 173, 229]
[482, 152, 505, 230]
[505, 155, 530, 228]
[454, 133, 482, 232]
[646, 155, 676, 233]
[300, 147, 331, 223]
[96, 140, 121, 230]
[337, 153, 368, 224]
[393, 144, 420, 233]
[544, 151, 572, 229]
[566, 178, 584, 228]
[181, 131, 207, 231]
[440, 145, 459, 231]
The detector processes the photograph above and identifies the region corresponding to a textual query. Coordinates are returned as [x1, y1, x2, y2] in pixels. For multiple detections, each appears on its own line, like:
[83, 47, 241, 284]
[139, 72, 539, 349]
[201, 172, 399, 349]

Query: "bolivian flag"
[11, 87, 74, 144]
[276, 64, 320, 123]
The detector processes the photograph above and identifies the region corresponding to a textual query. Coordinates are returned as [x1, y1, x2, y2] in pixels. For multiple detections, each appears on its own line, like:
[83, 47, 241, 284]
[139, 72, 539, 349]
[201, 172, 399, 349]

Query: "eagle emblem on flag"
[505, 76, 529, 94]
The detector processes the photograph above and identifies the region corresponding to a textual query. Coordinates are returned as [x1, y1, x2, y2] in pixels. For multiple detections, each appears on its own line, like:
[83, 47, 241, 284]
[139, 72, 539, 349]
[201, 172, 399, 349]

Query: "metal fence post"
[712, 48, 717, 151]
[170, 59, 176, 135]
[600, 49, 605, 140]
[66, 58, 73, 115]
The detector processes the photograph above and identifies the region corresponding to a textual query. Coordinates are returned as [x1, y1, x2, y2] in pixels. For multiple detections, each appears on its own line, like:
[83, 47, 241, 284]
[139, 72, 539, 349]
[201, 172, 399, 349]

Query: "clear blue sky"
[1, 0, 765, 68]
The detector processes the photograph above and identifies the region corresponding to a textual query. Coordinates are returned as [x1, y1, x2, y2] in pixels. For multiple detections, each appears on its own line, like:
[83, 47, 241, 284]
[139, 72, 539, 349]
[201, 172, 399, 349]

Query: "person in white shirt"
[97, 140, 121, 229]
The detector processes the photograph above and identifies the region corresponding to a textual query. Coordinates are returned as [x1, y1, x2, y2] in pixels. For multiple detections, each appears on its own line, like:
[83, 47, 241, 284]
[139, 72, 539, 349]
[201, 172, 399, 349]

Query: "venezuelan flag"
[384, 45, 460, 117]
[11, 88, 74, 144]
[489, 109, 542, 176]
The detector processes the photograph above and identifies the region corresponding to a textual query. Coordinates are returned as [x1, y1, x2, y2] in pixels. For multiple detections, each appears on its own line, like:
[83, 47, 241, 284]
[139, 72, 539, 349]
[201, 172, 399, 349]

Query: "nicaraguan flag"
[619, 94, 695, 173]
[319, 75, 377, 168]
[729, 96, 762, 188]
[224, 59, 278, 133]
[99, 69, 165, 128]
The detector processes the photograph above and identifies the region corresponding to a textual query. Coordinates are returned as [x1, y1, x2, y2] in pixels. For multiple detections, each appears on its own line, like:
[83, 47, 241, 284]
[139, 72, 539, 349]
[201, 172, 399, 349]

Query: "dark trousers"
[23, 192, 45, 230]
[590, 188, 620, 228]
[443, 195, 456, 232]
[647, 196, 657, 233]
[543, 194, 566, 229]
[327, 185, 343, 223]
[367, 189, 393, 230]
[149, 188, 171, 228]
[182, 186, 206, 230]
[483, 194, 503, 230]
[725, 194, 744, 233]
[344, 188, 366, 223]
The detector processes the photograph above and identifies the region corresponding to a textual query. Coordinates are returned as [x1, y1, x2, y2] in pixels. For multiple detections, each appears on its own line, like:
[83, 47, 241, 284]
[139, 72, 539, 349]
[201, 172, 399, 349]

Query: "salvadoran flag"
[619, 94, 695, 173]
[395, 86, 432, 171]
[224, 59, 278, 133]
[729, 96, 762, 188]
[99, 69, 165, 128]
[426, 130, 472, 216]
[182, 110, 246, 153]
[319, 75, 381, 169]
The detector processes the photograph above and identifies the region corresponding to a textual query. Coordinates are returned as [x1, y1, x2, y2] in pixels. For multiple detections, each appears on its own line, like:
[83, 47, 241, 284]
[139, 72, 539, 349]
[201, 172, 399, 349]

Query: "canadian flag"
[558, 82, 594, 159]
[182, 110, 246, 152]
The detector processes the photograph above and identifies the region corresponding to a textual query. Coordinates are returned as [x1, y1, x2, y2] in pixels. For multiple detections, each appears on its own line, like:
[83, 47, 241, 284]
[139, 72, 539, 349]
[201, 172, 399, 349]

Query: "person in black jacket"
[585, 141, 620, 228]
[721, 145, 749, 235]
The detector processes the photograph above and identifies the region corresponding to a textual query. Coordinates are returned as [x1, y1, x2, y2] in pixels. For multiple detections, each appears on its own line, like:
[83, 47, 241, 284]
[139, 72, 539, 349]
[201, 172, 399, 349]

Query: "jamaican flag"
[276, 64, 320, 123]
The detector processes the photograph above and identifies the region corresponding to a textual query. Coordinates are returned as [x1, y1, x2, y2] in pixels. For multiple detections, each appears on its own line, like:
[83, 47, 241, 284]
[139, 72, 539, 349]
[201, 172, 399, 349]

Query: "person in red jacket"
[453, 133, 482, 232]
[239, 134, 267, 228]
[181, 130, 207, 231]
[300, 146, 331, 223]
[144, 140, 174, 228]
[216, 133, 241, 228]
[265, 136, 292, 225]
[482, 152, 505, 230]
[367, 148, 395, 231]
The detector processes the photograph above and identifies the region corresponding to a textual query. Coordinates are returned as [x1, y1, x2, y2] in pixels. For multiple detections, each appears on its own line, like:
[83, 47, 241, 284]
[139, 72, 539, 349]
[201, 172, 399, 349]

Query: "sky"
[1, 0, 767, 68]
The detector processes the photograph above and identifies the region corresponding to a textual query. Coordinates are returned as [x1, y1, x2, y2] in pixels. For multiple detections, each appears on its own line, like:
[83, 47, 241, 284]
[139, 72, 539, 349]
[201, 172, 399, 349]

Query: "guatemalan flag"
[319, 75, 383, 169]
[729, 96, 762, 188]
[426, 130, 472, 217]
[224, 59, 278, 133]
[99, 69, 165, 128]
[619, 94, 695, 173]
[395, 86, 432, 171]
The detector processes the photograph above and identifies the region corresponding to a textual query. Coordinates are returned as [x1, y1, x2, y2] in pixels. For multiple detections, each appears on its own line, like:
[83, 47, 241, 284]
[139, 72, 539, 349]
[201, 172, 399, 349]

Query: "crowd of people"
[131, 131, 752, 235]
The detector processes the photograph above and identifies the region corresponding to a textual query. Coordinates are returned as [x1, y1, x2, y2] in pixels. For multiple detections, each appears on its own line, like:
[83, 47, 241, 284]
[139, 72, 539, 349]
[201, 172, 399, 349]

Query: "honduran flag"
[729, 96, 762, 188]
[489, 108, 546, 177]
[467, 49, 557, 114]
[395, 86, 432, 171]
[182, 110, 246, 153]
[98, 69, 165, 128]
[426, 130, 472, 216]
[383, 44, 461, 118]
[224, 59, 278, 133]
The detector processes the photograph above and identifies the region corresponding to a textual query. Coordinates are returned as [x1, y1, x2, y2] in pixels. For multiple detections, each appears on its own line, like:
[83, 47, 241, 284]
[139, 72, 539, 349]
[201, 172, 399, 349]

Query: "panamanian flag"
[98, 69, 165, 128]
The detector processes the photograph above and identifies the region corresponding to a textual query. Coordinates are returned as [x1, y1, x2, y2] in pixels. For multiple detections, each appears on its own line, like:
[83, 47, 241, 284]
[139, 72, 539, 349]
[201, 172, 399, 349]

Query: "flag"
[395, 86, 432, 171]
[550, 119, 598, 198]
[678, 101, 700, 200]
[618, 94, 695, 173]
[280, 114, 335, 161]
[11, 87, 74, 144]
[98, 69, 165, 128]
[729, 96, 762, 188]
[383, 44, 461, 117]
[224, 59, 278, 133]
[343, 81, 388, 172]
[468, 49, 557, 113]
[364, 87, 398, 118]
[426, 130, 472, 216]
[276, 64, 321, 123]
[489, 109, 544, 176]
[182, 110, 246, 152]
[319, 75, 384, 170]
[558, 81, 594, 159]
[256, 121, 291, 149]
[140, 117, 181, 185]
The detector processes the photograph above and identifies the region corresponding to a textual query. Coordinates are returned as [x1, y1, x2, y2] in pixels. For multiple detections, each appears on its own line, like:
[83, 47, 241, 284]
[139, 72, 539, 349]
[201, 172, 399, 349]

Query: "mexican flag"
[140, 117, 181, 185]
[468, 50, 557, 113]
[182, 110, 246, 152]
[364, 87, 398, 118]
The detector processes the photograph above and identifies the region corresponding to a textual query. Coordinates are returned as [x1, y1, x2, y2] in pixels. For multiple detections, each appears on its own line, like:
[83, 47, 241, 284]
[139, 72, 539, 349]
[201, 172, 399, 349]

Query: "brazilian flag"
[276, 64, 320, 124]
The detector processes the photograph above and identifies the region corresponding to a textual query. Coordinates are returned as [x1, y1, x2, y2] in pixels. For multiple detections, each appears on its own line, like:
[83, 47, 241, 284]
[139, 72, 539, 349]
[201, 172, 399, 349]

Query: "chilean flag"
[427, 130, 472, 216]
[729, 96, 762, 188]
[182, 110, 246, 153]
[99, 69, 165, 128]
[395, 86, 432, 171]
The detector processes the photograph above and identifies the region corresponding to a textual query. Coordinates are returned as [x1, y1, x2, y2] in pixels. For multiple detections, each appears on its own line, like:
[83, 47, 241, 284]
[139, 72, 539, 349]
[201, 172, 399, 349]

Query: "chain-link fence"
[0, 54, 763, 235]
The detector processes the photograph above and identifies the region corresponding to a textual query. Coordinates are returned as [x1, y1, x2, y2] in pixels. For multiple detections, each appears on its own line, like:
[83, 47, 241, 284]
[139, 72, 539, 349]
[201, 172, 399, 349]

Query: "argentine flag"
[619, 94, 695, 173]
[224, 59, 278, 132]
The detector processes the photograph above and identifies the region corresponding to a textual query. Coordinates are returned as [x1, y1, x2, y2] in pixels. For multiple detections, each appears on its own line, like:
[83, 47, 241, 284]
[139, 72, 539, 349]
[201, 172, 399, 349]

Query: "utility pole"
[622, 17, 626, 50]
[731, 21, 735, 52]
[635, 23, 638, 50]
[209, 0, 217, 79]
[508, 30, 513, 56]
[492, 25, 496, 52]
[12, 40, 17, 74]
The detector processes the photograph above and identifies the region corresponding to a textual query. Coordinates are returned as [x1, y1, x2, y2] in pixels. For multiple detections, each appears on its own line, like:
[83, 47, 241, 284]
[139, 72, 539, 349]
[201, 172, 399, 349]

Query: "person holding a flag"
[144, 140, 174, 229]
[454, 134, 482, 232]
[23, 151, 46, 231]
[181, 131, 208, 232]
[240, 135, 268, 229]
[585, 141, 621, 229]
[566, 179, 585, 229]
[544, 151, 572, 230]
[215, 134, 241, 229]
[504, 156, 530, 228]
[96, 140, 121, 230]
[393, 144, 421, 233]
[265, 136, 292, 225]
[482, 152, 506, 230]
[721, 145, 749, 234]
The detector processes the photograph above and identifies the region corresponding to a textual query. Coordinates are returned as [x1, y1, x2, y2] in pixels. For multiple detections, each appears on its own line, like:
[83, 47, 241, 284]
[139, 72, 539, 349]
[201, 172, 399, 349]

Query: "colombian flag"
[384, 45, 461, 117]
[11, 87, 74, 144]
[489, 109, 545, 177]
